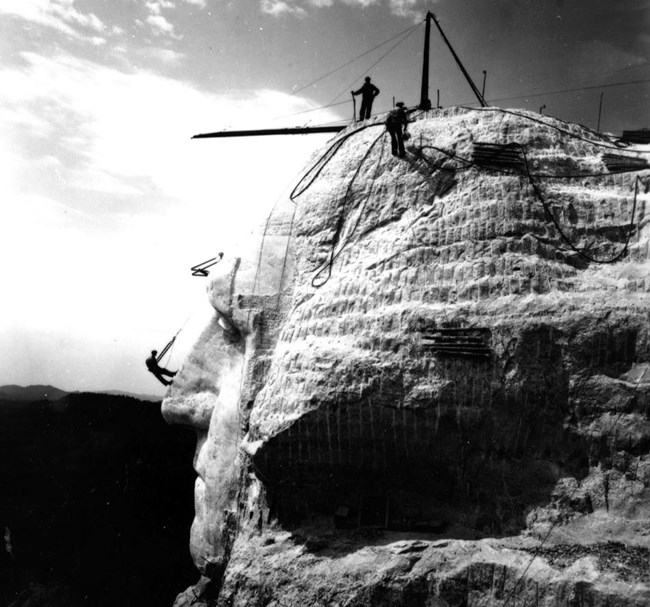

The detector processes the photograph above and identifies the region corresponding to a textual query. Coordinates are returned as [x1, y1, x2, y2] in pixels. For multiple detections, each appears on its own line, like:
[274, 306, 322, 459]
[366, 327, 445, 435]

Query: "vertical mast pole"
[419, 12, 433, 110]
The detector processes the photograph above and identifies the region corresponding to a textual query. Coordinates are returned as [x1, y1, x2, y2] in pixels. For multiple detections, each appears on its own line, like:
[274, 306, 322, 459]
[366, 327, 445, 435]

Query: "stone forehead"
[245, 107, 649, 440]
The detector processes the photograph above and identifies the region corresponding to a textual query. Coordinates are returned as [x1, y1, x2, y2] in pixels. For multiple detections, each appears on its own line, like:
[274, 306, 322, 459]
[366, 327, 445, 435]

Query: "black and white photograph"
[1, 0, 649, 605]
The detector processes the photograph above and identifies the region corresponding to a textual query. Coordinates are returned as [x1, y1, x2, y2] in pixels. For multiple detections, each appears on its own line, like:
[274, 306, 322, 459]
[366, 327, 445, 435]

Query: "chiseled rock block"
[164, 107, 650, 606]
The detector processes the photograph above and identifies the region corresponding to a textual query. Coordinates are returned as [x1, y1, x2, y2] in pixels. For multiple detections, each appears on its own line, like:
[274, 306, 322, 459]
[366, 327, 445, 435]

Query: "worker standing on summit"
[352, 76, 380, 121]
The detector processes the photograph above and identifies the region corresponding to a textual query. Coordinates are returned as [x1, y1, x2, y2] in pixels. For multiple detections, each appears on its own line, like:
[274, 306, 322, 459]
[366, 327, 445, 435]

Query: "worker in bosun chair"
[146, 350, 177, 386]
[352, 76, 380, 121]
[386, 101, 409, 157]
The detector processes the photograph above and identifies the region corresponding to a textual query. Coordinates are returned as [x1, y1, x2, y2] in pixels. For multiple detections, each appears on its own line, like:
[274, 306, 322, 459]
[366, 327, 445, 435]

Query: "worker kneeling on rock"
[386, 101, 409, 157]
[146, 350, 177, 386]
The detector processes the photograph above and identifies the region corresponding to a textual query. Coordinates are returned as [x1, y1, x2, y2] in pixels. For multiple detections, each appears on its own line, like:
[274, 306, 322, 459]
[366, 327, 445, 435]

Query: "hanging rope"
[412, 135, 645, 265]
[519, 146, 641, 265]
[155, 311, 195, 365]
[156, 335, 176, 364]
[290, 122, 384, 201]
[312, 130, 387, 288]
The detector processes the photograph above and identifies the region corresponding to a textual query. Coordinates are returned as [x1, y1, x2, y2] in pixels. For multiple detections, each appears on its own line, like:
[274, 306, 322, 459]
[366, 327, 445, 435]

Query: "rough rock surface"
[163, 106, 650, 606]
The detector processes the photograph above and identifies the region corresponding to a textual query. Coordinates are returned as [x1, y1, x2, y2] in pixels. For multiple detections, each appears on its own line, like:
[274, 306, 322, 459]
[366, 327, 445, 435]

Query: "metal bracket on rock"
[191, 252, 224, 277]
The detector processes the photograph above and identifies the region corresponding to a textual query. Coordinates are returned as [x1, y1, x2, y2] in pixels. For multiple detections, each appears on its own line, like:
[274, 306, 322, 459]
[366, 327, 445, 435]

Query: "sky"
[1, 0, 648, 397]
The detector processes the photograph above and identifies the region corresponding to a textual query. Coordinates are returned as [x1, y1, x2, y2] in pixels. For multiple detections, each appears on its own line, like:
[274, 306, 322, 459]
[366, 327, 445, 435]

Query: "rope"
[289, 122, 384, 200]
[327, 22, 422, 108]
[519, 146, 641, 265]
[156, 336, 176, 363]
[311, 130, 386, 288]
[473, 77, 650, 108]
[276, 200, 298, 304]
[290, 106, 644, 292]
[155, 311, 195, 365]
[412, 136, 645, 265]
[291, 22, 422, 97]
[269, 22, 420, 125]
[250, 153, 322, 299]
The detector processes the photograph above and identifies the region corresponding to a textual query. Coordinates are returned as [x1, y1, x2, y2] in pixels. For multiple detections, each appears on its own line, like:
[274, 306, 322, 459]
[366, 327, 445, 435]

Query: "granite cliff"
[163, 106, 650, 606]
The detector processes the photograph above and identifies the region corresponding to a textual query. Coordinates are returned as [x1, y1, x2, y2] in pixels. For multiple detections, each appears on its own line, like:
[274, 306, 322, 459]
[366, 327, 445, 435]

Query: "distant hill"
[96, 389, 161, 402]
[0, 385, 161, 403]
[0, 384, 68, 402]
[0, 386, 195, 606]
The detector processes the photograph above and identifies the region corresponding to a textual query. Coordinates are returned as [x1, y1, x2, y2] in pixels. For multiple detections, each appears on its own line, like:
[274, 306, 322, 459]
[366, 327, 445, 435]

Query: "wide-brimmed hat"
[395, 101, 405, 107]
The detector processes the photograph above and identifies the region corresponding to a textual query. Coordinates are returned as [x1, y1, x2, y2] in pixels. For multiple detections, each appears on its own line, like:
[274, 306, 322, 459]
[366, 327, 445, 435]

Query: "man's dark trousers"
[387, 123, 405, 156]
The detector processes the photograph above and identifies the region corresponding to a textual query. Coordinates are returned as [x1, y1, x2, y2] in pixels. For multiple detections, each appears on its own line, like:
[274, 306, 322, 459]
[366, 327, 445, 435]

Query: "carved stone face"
[164, 107, 649, 573]
[162, 227, 297, 571]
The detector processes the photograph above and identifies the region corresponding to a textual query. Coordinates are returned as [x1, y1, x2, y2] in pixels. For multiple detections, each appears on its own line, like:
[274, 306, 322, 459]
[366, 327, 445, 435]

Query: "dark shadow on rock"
[253, 323, 600, 551]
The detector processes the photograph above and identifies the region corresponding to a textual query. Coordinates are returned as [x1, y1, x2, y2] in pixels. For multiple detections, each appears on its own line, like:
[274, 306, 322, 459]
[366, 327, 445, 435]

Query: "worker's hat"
[395, 101, 405, 107]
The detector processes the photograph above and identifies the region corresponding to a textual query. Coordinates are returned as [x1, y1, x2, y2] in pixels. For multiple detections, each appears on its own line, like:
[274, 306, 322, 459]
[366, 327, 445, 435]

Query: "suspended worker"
[351, 76, 380, 121]
[146, 350, 177, 386]
[386, 101, 408, 157]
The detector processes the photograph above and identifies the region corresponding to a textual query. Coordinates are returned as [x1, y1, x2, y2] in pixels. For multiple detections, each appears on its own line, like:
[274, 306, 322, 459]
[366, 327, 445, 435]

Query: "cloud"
[386, 0, 428, 19]
[143, 0, 183, 38]
[145, 0, 176, 15]
[0, 50, 339, 392]
[146, 14, 182, 38]
[342, 0, 380, 7]
[261, 0, 428, 19]
[261, 0, 307, 17]
[137, 47, 186, 65]
[0, 0, 108, 41]
[182, 0, 207, 6]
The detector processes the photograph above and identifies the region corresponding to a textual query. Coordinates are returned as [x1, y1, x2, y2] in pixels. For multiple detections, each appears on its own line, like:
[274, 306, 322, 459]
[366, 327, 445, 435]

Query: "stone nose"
[161, 314, 244, 431]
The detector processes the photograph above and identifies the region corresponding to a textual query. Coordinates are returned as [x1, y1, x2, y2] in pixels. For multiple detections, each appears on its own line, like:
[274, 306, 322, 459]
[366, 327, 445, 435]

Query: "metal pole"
[481, 70, 487, 97]
[597, 91, 604, 132]
[420, 12, 433, 110]
[437, 89, 440, 108]
[431, 13, 488, 107]
[539, 104, 546, 114]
